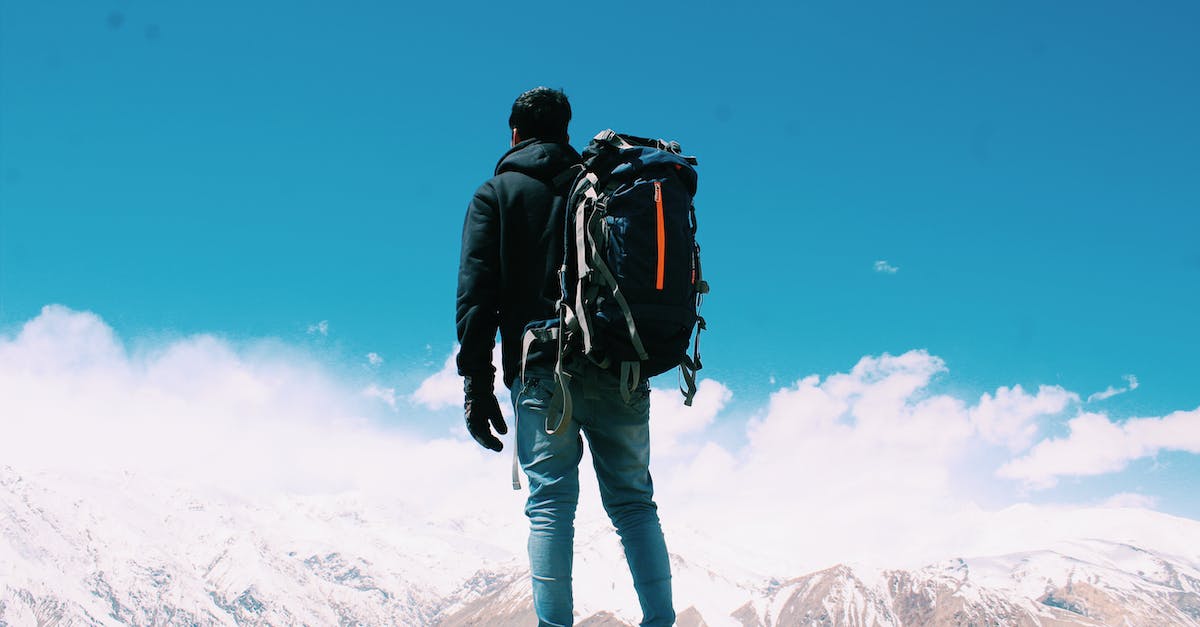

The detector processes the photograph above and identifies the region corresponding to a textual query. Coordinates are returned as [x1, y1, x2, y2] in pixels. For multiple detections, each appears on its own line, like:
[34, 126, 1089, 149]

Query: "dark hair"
[508, 87, 571, 142]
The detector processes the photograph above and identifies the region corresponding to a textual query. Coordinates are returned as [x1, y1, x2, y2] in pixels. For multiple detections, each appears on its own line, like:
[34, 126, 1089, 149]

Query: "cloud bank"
[998, 408, 1200, 488]
[3, 305, 1198, 574]
[0, 306, 519, 518]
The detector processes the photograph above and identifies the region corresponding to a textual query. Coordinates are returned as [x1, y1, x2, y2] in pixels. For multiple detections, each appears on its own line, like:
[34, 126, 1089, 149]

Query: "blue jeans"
[512, 362, 675, 627]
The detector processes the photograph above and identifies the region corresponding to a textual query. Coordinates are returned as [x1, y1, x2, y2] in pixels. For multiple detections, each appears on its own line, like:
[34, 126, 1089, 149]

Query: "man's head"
[509, 87, 571, 145]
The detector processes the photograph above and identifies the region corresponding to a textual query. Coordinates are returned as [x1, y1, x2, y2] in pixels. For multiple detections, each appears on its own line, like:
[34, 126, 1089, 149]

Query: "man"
[456, 87, 676, 627]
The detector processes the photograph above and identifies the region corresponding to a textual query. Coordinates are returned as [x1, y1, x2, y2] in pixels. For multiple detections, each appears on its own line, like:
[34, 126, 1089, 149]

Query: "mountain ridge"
[3, 466, 1199, 626]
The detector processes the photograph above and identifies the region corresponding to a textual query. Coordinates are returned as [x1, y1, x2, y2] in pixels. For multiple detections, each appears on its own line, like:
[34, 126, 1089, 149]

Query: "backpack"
[520, 130, 709, 436]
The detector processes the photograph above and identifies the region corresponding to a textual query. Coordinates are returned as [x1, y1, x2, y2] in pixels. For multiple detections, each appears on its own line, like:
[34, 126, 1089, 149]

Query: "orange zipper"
[654, 181, 665, 290]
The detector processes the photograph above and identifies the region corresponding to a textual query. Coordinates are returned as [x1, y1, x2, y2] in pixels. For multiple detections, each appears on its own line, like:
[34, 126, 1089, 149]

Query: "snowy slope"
[0, 466, 519, 625]
[743, 541, 1200, 626]
[3, 465, 1200, 626]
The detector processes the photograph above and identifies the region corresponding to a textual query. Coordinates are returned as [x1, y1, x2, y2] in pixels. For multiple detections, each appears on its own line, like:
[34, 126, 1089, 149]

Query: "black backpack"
[520, 130, 709, 434]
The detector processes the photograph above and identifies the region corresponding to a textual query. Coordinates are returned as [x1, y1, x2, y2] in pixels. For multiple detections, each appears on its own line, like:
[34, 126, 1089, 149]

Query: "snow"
[4, 464, 1200, 625]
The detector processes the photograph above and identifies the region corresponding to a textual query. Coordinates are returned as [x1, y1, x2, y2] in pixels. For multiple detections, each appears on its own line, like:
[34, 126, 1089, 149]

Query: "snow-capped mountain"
[3, 465, 1199, 626]
[739, 541, 1200, 626]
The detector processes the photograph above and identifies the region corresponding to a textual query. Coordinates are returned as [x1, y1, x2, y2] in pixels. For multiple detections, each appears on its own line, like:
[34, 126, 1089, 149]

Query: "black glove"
[463, 374, 507, 452]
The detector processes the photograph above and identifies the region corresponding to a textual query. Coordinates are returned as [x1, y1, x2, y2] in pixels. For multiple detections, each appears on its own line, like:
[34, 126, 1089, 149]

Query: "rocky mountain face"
[741, 549, 1200, 626]
[3, 466, 1200, 626]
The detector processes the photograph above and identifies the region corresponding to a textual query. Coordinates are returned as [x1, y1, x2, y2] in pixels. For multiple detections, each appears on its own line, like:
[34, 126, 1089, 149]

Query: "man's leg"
[581, 377, 675, 627]
[514, 374, 583, 627]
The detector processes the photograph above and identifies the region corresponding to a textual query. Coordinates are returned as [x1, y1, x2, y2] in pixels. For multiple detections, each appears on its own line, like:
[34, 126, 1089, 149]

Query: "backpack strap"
[572, 174, 600, 359]
[511, 425, 522, 490]
[572, 183, 649, 363]
[515, 324, 558, 491]
[544, 309, 574, 438]
[583, 222, 650, 362]
[567, 163, 650, 368]
[679, 357, 698, 407]
[591, 129, 636, 152]
[619, 361, 641, 403]
[517, 320, 575, 438]
[513, 319, 576, 491]
[678, 240, 710, 406]
[678, 316, 705, 407]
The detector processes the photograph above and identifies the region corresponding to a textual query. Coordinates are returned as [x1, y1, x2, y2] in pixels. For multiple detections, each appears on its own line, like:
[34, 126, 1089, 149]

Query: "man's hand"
[464, 375, 508, 452]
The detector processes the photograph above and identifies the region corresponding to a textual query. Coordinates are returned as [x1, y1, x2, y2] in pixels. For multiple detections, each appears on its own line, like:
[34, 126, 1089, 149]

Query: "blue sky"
[2, 2, 1199, 525]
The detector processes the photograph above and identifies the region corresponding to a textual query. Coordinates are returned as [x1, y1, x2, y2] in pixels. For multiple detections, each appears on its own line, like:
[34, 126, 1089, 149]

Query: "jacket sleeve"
[455, 182, 501, 380]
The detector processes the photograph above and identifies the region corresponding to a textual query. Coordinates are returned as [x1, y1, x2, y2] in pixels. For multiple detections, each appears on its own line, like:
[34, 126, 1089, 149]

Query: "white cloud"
[307, 320, 329, 336]
[0, 306, 519, 515]
[644, 350, 1195, 572]
[1087, 374, 1139, 403]
[873, 260, 899, 274]
[411, 349, 461, 410]
[969, 384, 1077, 451]
[366, 352, 384, 366]
[650, 379, 732, 459]
[5, 307, 1199, 578]
[411, 344, 510, 419]
[1, 304, 125, 372]
[656, 350, 991, 570]
[363, 384, 397, 410]
[1102, 492, 1159, 509]
[998, 408, 1200, 488]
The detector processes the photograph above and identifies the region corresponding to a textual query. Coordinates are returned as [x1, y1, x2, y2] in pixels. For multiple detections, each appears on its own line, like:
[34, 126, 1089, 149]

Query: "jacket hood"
[494, 139, 582, 179]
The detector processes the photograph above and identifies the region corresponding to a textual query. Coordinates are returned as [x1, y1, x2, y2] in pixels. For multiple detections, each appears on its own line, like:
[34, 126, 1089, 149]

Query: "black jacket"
[456, 138, 582, 390]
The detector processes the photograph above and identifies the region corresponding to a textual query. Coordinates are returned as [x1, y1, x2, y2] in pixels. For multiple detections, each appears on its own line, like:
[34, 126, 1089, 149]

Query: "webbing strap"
[574, 175, 599, 356]
[572, 169, 648, 364]
[594, 129, 635, 151]
[679, 356, 699, 407]
[511, 413, 522, 489]
[519, 330, 537, 386]
[514, 322, 575, 490]
[574, 282, 591, 355]
[586, 245, 649, 361]
[545, 329, 574, 436]
[520, 325, 560, 384]
[574, 171, 650, 364]
[619, 361, 641, 403]
[579, 202, 649, 360]
[515, 325, 557, 491]
[678, 315, 706, 406]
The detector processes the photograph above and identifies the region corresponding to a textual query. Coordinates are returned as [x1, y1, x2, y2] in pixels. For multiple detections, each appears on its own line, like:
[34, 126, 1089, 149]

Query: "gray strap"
[515, 324, 574, 489]
[559, 305, 604, 367]
[593, 129, 635, 151]
[573, 175, 599, 356]
[511, 409, 522, 490]
[574, 280, 591, 354]
[573, 170, 647, 363]
[585, 244, 650, 361]
[515, 330, 536, 490]
[515, 327, 551, 491]
[580, 205, 648, 360]
[519, 326, 559, 385]
[619, 361, 640, 403]
[520, 329, 537, 386]
[679, 356, 698, 407]
[678, 315, 706, 406]
[545, 354, 573, 436]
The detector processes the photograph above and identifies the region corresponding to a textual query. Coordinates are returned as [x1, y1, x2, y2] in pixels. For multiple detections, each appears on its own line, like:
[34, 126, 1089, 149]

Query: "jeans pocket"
[625, 379, 651, 411]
